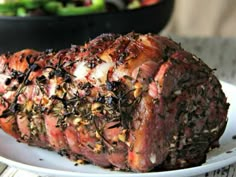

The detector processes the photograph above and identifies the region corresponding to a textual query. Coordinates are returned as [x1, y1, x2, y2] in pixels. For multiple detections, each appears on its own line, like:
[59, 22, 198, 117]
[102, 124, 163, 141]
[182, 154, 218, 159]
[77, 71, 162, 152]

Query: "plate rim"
[1, 151, 236, 177]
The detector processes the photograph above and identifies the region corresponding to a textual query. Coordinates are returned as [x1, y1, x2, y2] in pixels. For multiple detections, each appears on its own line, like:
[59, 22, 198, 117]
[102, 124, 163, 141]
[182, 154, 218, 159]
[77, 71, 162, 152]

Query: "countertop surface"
[1, 35, 236, 177]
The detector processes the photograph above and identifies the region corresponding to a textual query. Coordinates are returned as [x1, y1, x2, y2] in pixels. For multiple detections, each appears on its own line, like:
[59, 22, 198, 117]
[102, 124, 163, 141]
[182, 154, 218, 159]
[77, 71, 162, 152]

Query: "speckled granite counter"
[1, 36, 236, 177]
[170, 36, 236, 85]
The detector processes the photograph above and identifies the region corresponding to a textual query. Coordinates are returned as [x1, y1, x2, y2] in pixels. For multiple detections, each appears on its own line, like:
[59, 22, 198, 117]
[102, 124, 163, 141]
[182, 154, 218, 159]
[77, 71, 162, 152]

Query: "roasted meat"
[0, 33, 229, 172]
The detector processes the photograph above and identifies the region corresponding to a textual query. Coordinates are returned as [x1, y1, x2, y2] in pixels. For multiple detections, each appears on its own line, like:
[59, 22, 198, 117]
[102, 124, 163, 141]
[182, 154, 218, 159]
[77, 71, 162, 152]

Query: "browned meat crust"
[0, 33, 229, 172]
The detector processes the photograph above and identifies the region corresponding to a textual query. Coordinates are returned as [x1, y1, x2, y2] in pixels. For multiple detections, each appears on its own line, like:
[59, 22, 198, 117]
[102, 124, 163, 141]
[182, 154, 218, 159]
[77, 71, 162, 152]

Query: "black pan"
[0, 0, 174, 53]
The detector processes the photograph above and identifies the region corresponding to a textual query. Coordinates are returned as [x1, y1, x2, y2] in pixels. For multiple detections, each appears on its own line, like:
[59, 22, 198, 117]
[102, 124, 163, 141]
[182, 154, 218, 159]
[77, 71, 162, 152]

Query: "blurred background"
[0, 0, 173, 52]
[158, 0, 236, 85]
[162, 0, 236, 37]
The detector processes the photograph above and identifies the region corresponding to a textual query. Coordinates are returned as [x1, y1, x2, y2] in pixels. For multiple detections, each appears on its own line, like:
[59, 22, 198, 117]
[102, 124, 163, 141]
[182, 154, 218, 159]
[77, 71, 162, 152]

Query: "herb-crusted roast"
[0, 33, 229, 172]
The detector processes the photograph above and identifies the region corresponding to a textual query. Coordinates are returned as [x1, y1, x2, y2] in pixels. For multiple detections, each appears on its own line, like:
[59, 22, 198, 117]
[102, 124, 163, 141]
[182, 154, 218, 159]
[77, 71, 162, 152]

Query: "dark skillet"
[0, 0, 174, 53]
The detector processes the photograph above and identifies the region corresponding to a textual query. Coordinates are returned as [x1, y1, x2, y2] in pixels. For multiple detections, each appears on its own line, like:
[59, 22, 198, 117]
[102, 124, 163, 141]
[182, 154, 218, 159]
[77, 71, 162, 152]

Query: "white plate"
[1, 81, 236, 177]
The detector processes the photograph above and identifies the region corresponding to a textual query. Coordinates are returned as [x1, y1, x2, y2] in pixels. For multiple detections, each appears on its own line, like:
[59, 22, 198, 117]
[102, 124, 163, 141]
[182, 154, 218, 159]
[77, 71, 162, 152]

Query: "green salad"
[0, 0, 160, 17]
